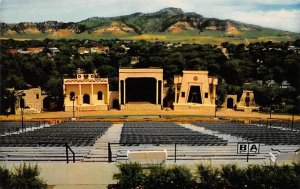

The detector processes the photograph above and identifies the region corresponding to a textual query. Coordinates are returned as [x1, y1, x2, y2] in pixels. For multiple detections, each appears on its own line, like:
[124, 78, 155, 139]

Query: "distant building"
[15, 87, 45, 114]
[236, 90, 259, 112]
[48, 47, 60, 54]
[224, 95, 238, 109]
[63, 73, 110, 111]
[78, 47, 90, 54]
[280, 80, 291, 88]
[27, 47, 45, 54]
[90, 46, 109, 54]
[78, 46, 109, 54]
[173, 71, 218, 113]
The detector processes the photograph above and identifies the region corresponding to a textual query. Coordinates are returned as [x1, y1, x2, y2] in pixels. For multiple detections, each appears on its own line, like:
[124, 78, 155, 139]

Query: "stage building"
[173, 71, 218, 112]
[63, 73, 109, 111]
[119, 68, 163, 110]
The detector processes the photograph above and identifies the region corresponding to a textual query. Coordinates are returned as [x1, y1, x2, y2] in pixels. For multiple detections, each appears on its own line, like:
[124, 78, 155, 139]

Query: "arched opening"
[97, 91, 103, 100]
[113, 98, 119, 109]
[83, 94, 90, 104]
[245, 96, 250, 106]
[125, 78, 156, 104]
[227, 98, 234, 109]
[188, 86, 202, 104]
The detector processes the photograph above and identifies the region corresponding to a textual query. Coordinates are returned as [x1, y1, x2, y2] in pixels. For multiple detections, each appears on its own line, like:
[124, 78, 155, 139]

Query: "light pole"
[214, 97, 218, 119]
[17, 91, 26, 132]
[70, 92, 76, 120]
[269, 96, 274, 119]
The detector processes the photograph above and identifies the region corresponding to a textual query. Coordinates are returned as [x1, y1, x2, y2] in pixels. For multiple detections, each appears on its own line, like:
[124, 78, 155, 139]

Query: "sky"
[0, 0, 299, 32]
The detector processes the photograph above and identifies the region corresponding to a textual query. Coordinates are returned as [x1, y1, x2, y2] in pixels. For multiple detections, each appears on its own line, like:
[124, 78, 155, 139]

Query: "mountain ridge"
[1, 7, 298, 44]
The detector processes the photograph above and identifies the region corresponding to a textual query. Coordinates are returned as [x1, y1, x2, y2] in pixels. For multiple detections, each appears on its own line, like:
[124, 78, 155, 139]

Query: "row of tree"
[1, 38, 299, 113]
[112, 162, 300, 189]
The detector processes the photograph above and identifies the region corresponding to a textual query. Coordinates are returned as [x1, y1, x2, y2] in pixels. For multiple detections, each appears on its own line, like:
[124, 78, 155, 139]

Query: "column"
[106, 83, 109, 105]
[212, 84, 216, 105]
[160, 80, 163, 105]
[123, 80, 126, 105]
[174, 84, 177, 104]
[119, 80, 121, 105]
[91, 84, 94, 105]
[79, 84, 82, 105]
[156, 79, 158, 105]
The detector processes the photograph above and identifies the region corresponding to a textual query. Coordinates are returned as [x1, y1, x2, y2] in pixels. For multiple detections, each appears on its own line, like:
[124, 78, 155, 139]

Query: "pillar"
[174, 84, 177, 104]
[106, 83, 109, 105]
[123, 80, 126, 105]
[79, 84, 82, 105]
[212, 84, 216, 105]
[160, 80, 163, 105]
[119, 80, 121, 105]
[156, 79, 158, 105]
[91, 84, 94, 105]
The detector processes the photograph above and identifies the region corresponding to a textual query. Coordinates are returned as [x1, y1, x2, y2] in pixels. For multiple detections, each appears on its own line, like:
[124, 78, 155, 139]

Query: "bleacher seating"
[0, 121, 41, 135]
[0, 122, 112, 147]
[120, 122, 227, 145]
[193, 122, 300, 145]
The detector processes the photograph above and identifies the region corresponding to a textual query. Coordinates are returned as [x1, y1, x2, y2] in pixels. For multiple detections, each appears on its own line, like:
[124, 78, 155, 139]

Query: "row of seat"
[0, 122, 112, 147]
[0, 121, 42, 135]
[120, 122, 227, 145]
[193, 122, 300, 145]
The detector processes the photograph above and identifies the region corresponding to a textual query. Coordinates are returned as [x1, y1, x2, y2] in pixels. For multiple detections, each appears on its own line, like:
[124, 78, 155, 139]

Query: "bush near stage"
[112, 162, 300, 189]
[0, 163, 47, 189]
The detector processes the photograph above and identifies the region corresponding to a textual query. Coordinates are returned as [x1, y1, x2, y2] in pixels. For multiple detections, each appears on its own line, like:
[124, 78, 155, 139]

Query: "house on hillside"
[90, 46, 109, 54]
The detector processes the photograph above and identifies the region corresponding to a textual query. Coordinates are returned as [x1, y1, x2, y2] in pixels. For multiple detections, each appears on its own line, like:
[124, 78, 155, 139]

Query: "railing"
[37, 142, 75, 163]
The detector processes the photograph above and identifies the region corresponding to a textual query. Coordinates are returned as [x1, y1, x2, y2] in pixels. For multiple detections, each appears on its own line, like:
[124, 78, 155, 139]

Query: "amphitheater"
[0, 117, 299, 188]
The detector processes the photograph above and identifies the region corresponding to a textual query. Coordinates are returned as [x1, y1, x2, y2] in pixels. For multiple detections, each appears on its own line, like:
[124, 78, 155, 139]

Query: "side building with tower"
[63, 73, 110, 111]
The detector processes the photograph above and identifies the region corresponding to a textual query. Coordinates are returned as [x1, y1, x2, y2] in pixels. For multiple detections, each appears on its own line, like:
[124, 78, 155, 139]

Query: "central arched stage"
[119, 68, 163, 110]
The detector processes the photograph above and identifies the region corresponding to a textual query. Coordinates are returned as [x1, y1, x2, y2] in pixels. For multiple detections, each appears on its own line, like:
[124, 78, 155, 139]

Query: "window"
[98, 91, 103, 100]
[36, 94, 39, 99]
[205, 93, 208, 98]
[181, 92, 185, 97]
[83, 94, 90, 104]
[70, 92, 75, 100]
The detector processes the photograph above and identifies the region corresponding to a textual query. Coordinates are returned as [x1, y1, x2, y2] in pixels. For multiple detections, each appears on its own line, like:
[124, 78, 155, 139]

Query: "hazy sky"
[0, 0, 299, 32]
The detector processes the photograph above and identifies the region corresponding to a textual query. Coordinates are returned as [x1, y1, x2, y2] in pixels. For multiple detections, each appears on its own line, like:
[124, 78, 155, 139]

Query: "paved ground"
[0, 108, 299, 122]
[3, 162, 118, 189]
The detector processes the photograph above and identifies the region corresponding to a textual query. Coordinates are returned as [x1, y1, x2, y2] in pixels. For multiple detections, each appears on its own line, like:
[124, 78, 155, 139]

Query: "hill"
[1, 7, 299, 44]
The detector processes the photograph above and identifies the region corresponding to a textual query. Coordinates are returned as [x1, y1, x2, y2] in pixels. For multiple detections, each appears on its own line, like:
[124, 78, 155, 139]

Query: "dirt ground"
[0, 108, 298, 122]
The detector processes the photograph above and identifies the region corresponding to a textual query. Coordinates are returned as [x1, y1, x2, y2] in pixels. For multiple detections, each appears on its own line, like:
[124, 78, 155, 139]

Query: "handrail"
[65, 142, 75, 163]
[36, 142, 76, 163]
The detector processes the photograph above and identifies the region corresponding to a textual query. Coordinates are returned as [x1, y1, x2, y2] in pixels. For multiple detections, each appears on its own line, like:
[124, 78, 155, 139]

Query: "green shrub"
[264, 164, 298, 189]
[169, 165, 195, 189]
[196, 164, 222, 189]
[0, 163, 46, 189]
[0, 165, 12, 189]
[113, 162, 144, 189]
[245, 164, 267, 189]
[144, 164, 173, 189]
[221, 164, 246, 189]
[112, 162, 300, 189]
[144, 164, 195, 189]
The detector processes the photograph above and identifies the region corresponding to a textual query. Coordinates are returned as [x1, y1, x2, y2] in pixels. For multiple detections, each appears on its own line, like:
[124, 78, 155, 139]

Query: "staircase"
[83, 123, 123, 162]
[122, 103, 162, 110]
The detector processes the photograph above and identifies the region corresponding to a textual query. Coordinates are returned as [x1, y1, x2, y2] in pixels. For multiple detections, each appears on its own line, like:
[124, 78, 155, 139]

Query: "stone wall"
[16, 88, 43, 114]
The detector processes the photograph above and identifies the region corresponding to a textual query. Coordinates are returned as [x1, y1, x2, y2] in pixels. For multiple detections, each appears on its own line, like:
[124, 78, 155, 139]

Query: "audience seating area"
[193, 122, 300, 145]
[0, 122, 41, 135]
[0, 122, 111, 147]
[120, 122, 227, 145]
[251, 120, 300, 131]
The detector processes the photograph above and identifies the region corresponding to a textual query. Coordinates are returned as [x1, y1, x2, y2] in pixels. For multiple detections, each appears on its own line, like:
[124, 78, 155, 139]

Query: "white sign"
[237, 143, 260, 154]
